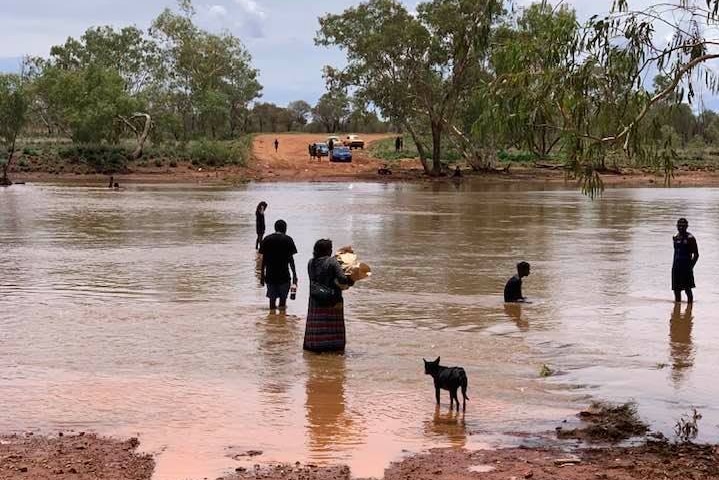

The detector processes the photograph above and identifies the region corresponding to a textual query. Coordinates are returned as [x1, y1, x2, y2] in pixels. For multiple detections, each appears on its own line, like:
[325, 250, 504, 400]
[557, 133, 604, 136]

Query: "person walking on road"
[274, 138, 279, 152]
[259, 220, 298, 311]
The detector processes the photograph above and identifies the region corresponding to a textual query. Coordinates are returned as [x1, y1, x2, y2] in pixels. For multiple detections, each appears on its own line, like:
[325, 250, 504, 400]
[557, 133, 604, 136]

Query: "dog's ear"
[435, 356, 440, 363]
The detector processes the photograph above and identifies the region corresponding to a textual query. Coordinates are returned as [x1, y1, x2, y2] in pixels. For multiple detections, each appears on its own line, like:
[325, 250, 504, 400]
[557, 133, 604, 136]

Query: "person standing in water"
[672, 218, 699, 303]
[303, 239, 354, 353]
[504, 261, 531, 303]
[259, 220, 298, 311]
[255, 201, 267, 250]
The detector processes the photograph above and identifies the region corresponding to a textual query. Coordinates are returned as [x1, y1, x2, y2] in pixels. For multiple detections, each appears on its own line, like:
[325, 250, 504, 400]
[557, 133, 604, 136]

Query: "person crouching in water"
[504, 261, 531, 303]
[303, 239, 354, 353]
[259, 220, 298, 311]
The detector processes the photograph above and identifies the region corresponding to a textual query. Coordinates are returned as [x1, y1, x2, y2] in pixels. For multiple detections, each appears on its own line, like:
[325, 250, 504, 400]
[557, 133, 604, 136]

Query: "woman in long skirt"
[304, 239, 354, 353]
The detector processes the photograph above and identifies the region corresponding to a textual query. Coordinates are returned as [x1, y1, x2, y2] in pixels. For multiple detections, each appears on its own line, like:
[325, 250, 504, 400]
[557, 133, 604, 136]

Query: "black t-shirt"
[504, 275, 523, 302]
[259, 233, 297, 283]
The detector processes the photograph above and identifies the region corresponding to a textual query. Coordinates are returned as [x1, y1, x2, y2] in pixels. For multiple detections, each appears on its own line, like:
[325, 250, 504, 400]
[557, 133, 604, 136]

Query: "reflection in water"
[304, 353, 358, 459]
[423, 405, 467, 449]
[503, 303, 528, 332]
[257, 313, 300, 402]
[255, 253, 263, 285]
[669, 303, 695, 386]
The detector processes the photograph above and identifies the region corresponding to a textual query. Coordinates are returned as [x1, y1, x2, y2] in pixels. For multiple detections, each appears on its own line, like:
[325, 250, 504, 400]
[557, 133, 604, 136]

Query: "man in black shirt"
[259, 219, 298, 311]
[504, 261, 530, 303]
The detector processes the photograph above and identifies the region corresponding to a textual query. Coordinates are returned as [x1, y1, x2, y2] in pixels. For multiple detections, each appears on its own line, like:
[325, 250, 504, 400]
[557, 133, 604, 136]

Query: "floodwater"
[1, 181, 718, 479]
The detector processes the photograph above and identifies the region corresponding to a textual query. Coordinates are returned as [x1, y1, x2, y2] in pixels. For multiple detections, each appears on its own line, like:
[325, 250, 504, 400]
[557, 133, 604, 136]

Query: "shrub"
[57, 145, 129, 174]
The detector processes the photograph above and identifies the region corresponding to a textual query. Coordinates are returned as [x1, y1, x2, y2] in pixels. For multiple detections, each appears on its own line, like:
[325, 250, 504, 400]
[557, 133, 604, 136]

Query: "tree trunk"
[1, 142, 16, 186]
[430, 122, 443, 176]
[405, 123, 431, 174]
[119, 113, 153, 160]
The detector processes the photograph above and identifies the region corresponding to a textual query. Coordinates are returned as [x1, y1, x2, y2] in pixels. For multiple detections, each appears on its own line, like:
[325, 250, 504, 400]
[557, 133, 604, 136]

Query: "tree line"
[4, 0, 719, 189]
[317, 0, 719, 193]
[0, 0, 390, 185]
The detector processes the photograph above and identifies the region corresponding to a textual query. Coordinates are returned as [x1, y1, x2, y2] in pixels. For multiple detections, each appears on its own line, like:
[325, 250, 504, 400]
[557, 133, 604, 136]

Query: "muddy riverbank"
[8, 132, 719, 187]
[3, 432, 719, 480]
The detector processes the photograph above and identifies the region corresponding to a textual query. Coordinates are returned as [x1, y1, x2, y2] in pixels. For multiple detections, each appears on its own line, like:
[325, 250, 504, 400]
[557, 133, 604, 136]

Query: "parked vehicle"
[312, 142, 329, 157]
[330, 146, 353, 162]
[327, 135, 342, 147]
[343, 134, 365, 149]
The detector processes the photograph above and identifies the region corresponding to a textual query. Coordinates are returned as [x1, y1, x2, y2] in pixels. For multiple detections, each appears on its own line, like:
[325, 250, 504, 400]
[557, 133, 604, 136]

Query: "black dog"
[423, 357, 469, 411]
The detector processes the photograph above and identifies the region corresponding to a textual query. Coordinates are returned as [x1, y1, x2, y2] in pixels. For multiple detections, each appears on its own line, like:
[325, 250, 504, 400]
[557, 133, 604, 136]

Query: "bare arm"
[290, 256, 298, 284]
[692, 237, 700, 268]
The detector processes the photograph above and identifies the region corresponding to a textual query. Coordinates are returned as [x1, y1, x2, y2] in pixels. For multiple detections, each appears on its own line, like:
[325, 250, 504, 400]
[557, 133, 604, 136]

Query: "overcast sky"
[1, 0, 715, 107]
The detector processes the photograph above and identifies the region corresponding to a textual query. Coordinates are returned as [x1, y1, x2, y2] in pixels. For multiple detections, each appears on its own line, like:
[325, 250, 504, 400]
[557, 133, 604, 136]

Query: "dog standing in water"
[423, 357, 469, 410]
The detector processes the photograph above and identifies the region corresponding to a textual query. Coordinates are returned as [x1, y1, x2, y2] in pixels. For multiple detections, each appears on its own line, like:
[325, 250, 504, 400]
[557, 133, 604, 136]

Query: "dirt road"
[250, 133, 417, 180]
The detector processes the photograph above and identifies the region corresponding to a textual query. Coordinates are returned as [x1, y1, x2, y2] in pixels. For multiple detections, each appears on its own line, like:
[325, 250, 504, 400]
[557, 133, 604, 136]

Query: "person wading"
[672, 218, 699, 303]
[255, 201, 267, 250]
[303, 239, 354, 353]
[259, 220, 298, 311]
[504, 261, 531, 303]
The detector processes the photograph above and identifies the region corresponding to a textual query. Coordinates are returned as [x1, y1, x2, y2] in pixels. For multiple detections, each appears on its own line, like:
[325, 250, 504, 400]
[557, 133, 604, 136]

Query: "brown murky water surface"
[2, 182, 719, 479]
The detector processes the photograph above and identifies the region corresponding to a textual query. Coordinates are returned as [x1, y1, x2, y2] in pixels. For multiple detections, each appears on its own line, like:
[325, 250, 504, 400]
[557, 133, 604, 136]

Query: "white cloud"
[208, 4, 228, 18]
[235, 0, 266, 19]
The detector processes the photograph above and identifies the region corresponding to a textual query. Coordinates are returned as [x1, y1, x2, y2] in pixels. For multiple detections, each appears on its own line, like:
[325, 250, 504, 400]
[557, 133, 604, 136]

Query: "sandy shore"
[9, 133, 719, 187]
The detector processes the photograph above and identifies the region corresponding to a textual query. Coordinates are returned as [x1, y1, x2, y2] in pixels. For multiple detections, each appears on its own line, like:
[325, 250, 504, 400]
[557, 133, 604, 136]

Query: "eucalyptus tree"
[317, 0, 504, 176]
[312, 90, 350, 133]
[151, 0, 262, 139]
[485, 0, 719, 195]
[0, 74, 28, 186]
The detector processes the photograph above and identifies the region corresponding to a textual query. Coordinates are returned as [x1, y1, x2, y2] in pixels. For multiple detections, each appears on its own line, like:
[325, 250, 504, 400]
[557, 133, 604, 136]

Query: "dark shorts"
[266, 282, 290, 300]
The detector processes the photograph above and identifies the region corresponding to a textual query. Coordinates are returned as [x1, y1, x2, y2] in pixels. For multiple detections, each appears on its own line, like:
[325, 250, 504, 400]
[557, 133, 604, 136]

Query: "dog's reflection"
[424, 405, 467, 448]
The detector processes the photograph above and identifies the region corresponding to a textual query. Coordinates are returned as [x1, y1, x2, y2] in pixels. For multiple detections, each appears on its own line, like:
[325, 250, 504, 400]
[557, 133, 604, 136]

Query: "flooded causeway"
[2, 182, 718, 479]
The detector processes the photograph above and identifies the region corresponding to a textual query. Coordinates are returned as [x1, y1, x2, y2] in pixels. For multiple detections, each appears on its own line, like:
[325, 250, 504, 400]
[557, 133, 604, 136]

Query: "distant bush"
[186, 139, 249, 167]
[58, 145, 129, 174]
[497, 150, 536, 163]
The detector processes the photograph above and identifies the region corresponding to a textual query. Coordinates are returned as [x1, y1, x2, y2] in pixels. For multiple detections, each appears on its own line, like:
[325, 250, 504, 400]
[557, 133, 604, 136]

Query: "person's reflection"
[423, 405, 467, 449]
[304, 353, 357, 456]
[257, 313, 300, 403]
[504, 303, 529, 332]
[669, 303, 695, 386]
[255, 252, 263, 285]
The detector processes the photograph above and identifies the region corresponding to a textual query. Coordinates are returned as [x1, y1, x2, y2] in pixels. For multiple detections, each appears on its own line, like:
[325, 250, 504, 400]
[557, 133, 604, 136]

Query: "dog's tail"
[461, 371, 469, 401]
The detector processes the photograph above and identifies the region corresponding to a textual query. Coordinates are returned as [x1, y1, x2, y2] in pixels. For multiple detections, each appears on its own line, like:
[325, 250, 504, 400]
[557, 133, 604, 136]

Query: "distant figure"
[303, 238, 354, 353]
[378, 164, 392, 175]
[259, 220, 298, 311]
[399, 136, 404, 150]
[274, 138, 279, 152]
[504, 261, 531, 303]
[453, 166, 462, 178]
[255, 201, 267, 250]
[308, 143, 314, 160]
[113, 182, 120, 189]
[328, 138, 335, 154]
[395, 136, 401, 153]
[108, 176, 114, 188]
[672, 218, 699, 303]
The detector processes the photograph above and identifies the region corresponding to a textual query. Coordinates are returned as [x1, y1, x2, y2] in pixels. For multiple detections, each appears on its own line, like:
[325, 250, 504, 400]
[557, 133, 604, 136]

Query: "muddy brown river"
[1, 182, 718, 479]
